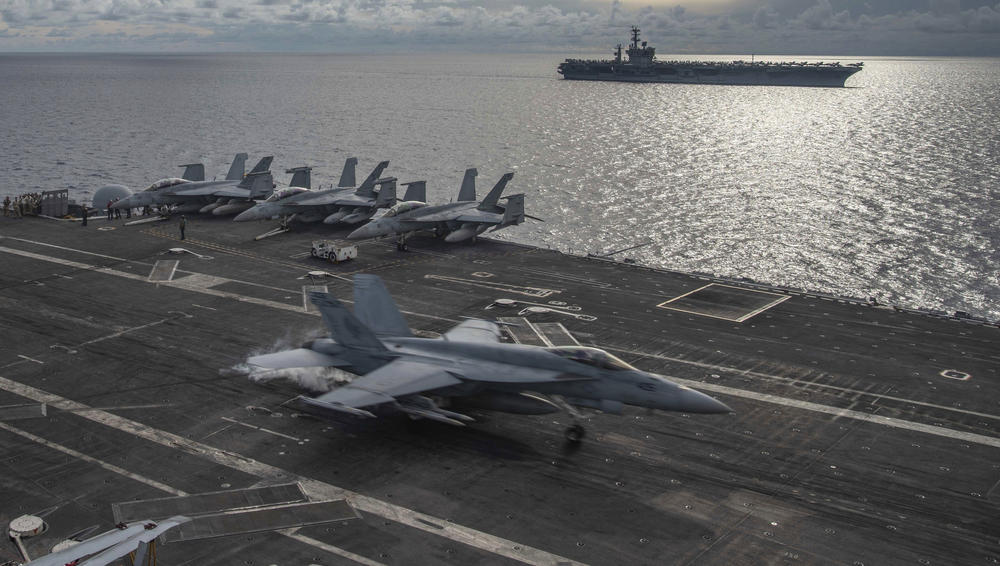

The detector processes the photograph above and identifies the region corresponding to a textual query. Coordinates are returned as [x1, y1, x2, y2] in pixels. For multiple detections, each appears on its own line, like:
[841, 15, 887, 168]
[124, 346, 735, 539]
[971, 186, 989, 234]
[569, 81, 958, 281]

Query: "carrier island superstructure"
[558, 26, 863, 87]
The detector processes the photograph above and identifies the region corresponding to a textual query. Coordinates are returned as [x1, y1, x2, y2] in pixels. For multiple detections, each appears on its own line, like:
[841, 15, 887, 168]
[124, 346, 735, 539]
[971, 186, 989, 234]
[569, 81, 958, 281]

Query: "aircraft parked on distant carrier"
[112, 154, 275, 215]
[246, 275, 732, 442]
[347, 171, 534, 250]
[233, 159, 399, 225]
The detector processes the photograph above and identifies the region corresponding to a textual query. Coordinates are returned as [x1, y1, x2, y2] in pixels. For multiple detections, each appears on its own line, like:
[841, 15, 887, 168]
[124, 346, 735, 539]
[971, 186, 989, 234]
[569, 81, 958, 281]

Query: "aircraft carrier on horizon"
[558, 27, 863, 87]
[0, 214, 997, 565]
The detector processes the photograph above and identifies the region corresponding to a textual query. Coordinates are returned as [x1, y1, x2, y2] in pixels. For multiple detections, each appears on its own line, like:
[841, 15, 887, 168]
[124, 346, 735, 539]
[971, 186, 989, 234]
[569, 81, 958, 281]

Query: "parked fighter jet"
[346, 171, 532, 250]
[246, 275, 731, 442]
[111, 154, 274, 215]
[233, 159, 394, 225]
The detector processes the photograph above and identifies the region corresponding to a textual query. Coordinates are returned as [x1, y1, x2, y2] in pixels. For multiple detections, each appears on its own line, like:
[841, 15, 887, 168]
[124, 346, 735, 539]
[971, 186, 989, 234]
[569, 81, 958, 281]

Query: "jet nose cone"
[677, 387, 732, 414]
[347, 224, 375, 240]
[111, 199, 130, 209]
[233, 208, 256, 222]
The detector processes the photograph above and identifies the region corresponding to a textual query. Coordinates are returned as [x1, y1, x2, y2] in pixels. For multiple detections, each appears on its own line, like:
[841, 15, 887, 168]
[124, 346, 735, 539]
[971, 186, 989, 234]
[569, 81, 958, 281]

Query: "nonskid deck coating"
[0, 215, 998, 566]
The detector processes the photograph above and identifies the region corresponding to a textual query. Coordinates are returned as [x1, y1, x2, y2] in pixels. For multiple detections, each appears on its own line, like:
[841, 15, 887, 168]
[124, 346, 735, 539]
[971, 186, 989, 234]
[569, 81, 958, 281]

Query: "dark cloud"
[0, 0, 997, 54]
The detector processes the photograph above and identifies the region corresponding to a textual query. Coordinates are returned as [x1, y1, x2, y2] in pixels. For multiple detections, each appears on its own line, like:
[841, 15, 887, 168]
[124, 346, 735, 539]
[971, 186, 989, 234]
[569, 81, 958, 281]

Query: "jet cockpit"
[143, 178, 188, 192]
[546, 347, 636, 371]
[265, 187, 310, 202]
[384, 201, 428, 217]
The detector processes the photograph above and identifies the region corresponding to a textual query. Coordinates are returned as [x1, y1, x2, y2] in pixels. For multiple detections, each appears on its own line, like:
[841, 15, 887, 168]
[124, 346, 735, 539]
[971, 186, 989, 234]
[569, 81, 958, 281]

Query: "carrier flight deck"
[0, 215, 997, 565]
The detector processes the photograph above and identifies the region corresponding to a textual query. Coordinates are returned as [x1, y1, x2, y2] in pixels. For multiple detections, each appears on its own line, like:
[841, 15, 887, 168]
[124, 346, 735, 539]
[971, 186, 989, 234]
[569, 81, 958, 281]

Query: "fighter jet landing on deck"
[246, 275, 731, 442]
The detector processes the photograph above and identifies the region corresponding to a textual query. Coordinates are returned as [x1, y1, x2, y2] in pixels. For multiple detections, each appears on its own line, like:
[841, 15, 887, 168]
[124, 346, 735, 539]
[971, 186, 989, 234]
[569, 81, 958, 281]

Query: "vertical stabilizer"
[180, 163, 205, 182]
[457, 168, 478, 202]
[225, 153, 249, 180]
[248, 156, 273, 175]
[338, 157, 358, 188]
[353, 275, 412, 337]
[242, 171, 275, 198]
[374, 178, 397, 207]
[308, 291, 388, 352]
[478, 172, 514, 211]
[498, 194, 525, 228]
[355, 161, 390, 197]
[402, 181, 426, 203]
[286, 166, 312, 189]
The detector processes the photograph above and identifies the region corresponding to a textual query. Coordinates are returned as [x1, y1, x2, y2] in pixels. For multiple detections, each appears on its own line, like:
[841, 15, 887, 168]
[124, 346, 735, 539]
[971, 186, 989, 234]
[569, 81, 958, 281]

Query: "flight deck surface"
[0, 216, 997, 565]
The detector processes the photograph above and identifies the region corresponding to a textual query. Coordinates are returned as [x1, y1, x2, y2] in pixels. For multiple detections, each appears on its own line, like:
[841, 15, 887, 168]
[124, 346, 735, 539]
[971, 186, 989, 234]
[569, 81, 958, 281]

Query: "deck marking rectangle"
[657, 283, 790, 322]
[302, 285, 329, 312]
[148, 260, 179, 282]
[113, 483, 308, 523]
[533, 322, 581, 347]
[0, 403, 47, 421]
[498, 317, 549, 346]
[164, 500, 359, 542]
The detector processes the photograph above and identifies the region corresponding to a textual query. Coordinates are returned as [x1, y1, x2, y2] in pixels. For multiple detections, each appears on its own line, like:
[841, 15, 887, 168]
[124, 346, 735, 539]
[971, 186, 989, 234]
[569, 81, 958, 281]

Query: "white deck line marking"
[734, 295, 792, 323]
[0, 375, 585, 566]
[670, 377, 1000, 449]
[1, 236, 136, 263]
[0, 422, 382, 566]
[0, 421, 186, 496]
[75, 318, 169, 347]
[221, 417, 303, 442]
[0, 245, 454, 324]
[523, 319, 554, 347]
[608, 346, 1000, 422]
[17, 355, 44, 364]
[283, 531, 387, 566]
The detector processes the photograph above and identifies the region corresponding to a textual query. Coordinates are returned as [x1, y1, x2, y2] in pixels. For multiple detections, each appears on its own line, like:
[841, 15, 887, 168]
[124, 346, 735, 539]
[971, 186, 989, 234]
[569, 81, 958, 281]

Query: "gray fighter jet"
[346, 171, 532, 250]
[233, 160, 396, 225]
[112, 154, 274, 215]
[246, 275, 732, 442]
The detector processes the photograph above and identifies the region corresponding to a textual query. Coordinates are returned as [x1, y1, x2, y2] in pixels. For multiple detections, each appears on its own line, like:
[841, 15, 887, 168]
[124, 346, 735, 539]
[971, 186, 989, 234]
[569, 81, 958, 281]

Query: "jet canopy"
[265, 187, 310, 202]
[143, 178, 188, 192]
[546, 347, 636, 371]
[384, 201, 428, 217]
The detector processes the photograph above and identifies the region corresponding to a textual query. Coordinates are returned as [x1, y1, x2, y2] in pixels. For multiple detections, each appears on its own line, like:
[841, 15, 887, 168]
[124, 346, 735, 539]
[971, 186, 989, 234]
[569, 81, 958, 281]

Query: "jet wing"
[453, 210, 503, 224]
[407, 206, 477, 223]
[442, 319, 502, 343]
[306, 359, 461, 412]
[206, 186, 251, 198]
[294, 189, 356, 206]
[247, 348, 352, 370]
[167, 185, 234, 197]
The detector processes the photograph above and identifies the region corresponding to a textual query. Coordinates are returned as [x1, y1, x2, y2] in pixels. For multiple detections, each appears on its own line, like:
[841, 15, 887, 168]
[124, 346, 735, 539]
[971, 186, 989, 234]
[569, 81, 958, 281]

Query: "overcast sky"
[1, 0, 998, 55]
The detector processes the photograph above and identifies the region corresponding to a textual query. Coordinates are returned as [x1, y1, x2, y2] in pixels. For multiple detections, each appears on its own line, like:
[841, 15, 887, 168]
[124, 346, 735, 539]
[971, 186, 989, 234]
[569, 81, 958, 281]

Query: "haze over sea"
[2, 53, 997, 321]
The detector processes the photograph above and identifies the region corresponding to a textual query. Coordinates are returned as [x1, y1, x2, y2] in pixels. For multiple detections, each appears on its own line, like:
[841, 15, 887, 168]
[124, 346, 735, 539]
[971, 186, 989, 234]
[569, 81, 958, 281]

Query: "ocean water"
[1, 53, 998, 320]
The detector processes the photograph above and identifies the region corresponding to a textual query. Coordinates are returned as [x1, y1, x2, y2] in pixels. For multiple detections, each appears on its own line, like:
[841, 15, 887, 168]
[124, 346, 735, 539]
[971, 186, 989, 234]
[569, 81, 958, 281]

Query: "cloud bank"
[1, 0, 998, 54]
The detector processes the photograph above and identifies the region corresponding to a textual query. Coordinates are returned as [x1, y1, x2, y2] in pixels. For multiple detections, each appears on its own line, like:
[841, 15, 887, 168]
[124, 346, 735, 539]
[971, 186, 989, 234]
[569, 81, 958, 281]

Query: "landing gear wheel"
[396, 242, 408, 252]
[564, 424, 586, 443]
